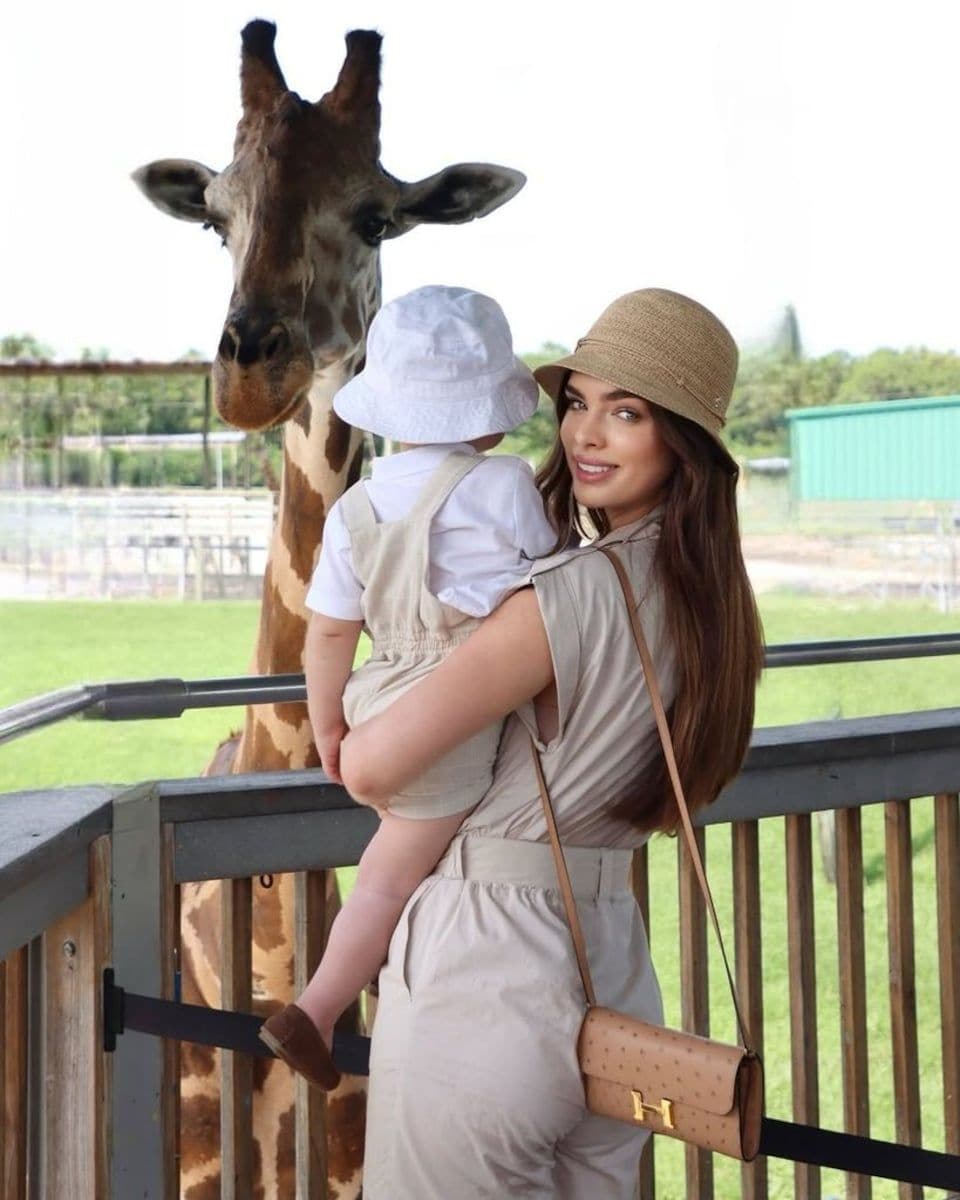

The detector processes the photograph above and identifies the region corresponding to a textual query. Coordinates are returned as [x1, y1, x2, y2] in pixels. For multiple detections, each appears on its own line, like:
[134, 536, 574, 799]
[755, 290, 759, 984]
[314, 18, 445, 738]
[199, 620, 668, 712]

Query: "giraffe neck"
[235, 360, 365, 772]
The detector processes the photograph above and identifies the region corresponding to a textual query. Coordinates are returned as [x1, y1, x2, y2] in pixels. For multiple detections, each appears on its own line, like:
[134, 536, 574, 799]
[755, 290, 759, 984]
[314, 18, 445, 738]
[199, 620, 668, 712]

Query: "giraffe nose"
[218, 312, 291, 367]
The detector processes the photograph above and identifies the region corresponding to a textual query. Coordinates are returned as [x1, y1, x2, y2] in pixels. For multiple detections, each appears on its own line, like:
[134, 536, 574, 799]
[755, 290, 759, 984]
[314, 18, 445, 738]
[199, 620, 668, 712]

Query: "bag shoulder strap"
[529, 543, 754, 1050]
[529, 746, 598, 1007]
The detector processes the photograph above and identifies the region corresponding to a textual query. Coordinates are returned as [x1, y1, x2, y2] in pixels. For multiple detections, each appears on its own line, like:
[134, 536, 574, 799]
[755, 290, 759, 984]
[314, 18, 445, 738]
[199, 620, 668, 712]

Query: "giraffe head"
[133, 20, 525, 431]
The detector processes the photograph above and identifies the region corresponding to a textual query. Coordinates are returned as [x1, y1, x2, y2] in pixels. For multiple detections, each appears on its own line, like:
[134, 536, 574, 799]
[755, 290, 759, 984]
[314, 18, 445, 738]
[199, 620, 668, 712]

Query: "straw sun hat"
[533, 288, 739, 471]
[334, 285, 538, 443]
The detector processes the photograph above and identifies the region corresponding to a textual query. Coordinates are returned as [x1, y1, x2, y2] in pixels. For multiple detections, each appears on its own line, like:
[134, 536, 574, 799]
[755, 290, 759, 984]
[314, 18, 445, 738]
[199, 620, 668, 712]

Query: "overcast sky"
[2, 0, 958, 363]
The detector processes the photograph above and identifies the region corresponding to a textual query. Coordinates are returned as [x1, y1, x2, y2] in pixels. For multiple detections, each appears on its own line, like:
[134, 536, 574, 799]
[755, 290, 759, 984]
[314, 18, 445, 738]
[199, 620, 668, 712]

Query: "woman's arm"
[304, 612, 364, 783]
[340, 587, 553, 806]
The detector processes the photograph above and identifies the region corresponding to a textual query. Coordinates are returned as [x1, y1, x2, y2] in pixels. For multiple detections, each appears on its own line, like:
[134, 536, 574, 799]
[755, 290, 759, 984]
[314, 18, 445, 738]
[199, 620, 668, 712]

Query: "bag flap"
[578, 1006, 754, 1118]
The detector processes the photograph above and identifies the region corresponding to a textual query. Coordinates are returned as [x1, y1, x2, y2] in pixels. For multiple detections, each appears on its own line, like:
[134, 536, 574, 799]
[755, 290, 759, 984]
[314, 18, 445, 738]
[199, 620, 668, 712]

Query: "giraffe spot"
[185, 884, 223, 958]
[247, 1121, 266, 1200]
[276, 1103, 297, 1195]
[324, 410, 354, 475]
[327, 1086, 367, 1184]
[346, 440, 364, 488]
[251, 583, 308, 676]
[252, 876, 289, 953]
[250, 719, 292, 770]
[184, 1172, 222, 1200]
[293, 400, 312, 439]
[182, 1038, 217, 1079]
[180, 1092, 221, 1175]
[279, 455, 327, 584]
[275, 699, 309, 730]
[251, 1046, 278, 1094]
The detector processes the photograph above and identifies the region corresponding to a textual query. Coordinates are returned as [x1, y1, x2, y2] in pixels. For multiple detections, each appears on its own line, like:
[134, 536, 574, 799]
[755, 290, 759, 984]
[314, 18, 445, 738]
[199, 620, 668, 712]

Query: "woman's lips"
[572, 458, 616, 484]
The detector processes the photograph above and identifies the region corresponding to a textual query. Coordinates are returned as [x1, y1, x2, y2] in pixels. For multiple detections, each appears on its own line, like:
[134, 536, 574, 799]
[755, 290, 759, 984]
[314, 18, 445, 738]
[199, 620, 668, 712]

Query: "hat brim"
[534, 350, 739, 474]
[334, 357, 539, 443]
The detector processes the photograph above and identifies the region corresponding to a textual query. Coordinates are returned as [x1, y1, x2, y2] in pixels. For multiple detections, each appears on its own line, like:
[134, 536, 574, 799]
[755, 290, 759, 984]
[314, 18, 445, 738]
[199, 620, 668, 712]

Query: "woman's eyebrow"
[563, 385, 639, 402]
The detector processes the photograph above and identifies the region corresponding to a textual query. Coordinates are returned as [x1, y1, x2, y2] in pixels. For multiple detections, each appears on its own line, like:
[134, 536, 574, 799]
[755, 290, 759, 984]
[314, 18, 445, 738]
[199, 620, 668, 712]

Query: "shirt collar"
[369, 442, 477, 482]
[597, 504, 664, 546]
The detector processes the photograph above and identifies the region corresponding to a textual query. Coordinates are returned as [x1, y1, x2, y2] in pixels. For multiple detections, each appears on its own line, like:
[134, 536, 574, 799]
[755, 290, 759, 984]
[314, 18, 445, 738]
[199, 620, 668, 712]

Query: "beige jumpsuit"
[364, 510, 676, 1199]
[339, 452, 505, 817]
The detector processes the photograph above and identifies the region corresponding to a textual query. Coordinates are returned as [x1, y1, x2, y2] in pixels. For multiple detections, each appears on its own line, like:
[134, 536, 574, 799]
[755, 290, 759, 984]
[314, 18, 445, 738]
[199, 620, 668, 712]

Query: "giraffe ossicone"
[134, 17, 526, 1200]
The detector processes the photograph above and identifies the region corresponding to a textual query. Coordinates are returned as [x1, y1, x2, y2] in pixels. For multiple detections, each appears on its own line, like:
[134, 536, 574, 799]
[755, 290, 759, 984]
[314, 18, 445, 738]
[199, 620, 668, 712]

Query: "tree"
[498, 344, 568, 466]
[1, 333, 53, 360]
[836, 347, 960, 405]
[772, 304, 803, 361]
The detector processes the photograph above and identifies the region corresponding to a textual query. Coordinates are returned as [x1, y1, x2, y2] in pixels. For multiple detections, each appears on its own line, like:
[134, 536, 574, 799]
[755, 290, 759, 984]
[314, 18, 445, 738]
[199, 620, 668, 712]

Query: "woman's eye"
[616, 408, 641, 422]
[564, 395, 586, 411]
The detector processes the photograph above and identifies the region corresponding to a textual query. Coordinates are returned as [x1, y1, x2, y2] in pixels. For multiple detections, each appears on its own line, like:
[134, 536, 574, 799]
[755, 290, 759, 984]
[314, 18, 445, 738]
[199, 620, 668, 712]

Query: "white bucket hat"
[333, 285, 539, 442]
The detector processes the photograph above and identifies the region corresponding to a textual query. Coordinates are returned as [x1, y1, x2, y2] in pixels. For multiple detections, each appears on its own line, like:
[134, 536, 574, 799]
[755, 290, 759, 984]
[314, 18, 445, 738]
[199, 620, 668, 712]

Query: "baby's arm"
[305, 612, 363, 783]
[341, 587, 553, 806]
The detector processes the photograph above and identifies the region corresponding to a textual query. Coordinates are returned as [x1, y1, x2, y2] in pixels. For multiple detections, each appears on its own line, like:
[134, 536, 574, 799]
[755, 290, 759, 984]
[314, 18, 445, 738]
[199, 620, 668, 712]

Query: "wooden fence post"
[41, 836, 112, 1198]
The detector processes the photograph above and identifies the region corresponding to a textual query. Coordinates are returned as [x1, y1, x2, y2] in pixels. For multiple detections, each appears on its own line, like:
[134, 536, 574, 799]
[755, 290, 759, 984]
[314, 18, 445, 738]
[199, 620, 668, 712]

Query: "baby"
[259, 285, 555, 1087]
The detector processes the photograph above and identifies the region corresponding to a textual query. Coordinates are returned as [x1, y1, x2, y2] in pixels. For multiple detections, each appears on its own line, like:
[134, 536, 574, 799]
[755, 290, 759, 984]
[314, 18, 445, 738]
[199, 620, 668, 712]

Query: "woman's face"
[559, 371, 677, 529]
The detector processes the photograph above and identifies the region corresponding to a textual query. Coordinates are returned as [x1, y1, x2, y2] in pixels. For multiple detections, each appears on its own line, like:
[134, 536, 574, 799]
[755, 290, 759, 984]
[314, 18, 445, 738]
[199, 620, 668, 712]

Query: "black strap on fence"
[102, 969, 371, 1077]
[760, 1117, 960, 1192]
[102, 970, 960, 1192]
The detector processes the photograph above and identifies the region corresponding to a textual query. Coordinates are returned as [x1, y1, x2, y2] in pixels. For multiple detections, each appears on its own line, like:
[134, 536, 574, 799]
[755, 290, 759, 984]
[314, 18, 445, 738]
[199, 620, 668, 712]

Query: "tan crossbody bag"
[529, 545, 764, 1160]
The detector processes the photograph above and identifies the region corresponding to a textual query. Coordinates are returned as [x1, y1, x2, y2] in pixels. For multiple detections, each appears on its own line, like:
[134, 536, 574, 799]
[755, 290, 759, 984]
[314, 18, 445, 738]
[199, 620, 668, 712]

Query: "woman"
[340, 287, 764, 1199]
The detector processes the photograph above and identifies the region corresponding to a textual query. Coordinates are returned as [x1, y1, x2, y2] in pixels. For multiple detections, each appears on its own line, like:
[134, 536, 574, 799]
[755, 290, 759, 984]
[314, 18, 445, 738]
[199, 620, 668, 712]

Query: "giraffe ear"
[132, 159, 218, 223]
[389, 163, 526, 233]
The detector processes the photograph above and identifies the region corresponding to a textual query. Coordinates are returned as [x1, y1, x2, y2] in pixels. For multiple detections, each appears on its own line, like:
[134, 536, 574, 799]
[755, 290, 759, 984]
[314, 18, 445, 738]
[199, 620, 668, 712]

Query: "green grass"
[1, 595, 956, 1199]
[0, 601, 261, 793]
[2, 594, 955, 791]
[757, 592, 959, 725]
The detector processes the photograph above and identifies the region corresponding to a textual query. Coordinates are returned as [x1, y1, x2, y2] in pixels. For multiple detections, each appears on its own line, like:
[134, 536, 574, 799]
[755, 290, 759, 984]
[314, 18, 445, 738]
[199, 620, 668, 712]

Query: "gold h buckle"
[631, 1090, 675, 1129]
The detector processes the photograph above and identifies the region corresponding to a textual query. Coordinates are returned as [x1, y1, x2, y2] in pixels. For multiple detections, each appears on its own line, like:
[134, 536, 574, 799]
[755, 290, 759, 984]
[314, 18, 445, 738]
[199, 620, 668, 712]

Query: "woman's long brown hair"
[536, 383, 765, 834]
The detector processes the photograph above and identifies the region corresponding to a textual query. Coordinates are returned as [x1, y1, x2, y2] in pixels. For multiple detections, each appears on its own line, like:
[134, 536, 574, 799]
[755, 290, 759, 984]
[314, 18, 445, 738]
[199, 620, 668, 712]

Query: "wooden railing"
[1, 709, 958, 1199]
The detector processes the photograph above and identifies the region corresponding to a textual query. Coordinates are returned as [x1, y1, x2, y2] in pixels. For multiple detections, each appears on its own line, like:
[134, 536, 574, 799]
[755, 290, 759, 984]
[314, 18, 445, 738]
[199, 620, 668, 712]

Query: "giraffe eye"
[357, 213, 390, 246]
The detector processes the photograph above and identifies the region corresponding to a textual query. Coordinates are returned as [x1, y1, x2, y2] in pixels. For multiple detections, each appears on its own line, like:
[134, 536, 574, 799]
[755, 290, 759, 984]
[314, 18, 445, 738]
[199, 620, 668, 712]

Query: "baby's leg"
[295, 806, 471, 1047]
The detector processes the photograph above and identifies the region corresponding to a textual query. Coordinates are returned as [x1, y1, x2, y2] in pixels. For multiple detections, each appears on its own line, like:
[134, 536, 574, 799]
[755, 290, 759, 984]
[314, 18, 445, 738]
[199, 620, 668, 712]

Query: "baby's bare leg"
[295, 806, 471, 1045]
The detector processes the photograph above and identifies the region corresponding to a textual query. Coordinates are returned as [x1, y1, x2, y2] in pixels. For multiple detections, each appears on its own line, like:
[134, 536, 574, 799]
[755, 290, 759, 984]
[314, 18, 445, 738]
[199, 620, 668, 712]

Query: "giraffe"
[134, 19, 525, 1199]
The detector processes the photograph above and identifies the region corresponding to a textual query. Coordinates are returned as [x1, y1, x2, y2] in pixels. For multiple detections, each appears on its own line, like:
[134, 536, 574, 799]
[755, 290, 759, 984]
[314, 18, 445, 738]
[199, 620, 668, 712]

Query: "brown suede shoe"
[258, 1004, 341, 1091]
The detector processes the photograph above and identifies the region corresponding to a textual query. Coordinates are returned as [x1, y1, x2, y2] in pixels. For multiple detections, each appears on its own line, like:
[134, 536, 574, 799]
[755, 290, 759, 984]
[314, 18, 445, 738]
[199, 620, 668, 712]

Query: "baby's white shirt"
[305, 442, 557, 620]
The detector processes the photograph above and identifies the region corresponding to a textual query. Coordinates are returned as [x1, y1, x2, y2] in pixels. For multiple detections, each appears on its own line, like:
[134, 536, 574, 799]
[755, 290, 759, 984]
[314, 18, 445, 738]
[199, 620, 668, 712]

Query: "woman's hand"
[340, 587, 553, 806]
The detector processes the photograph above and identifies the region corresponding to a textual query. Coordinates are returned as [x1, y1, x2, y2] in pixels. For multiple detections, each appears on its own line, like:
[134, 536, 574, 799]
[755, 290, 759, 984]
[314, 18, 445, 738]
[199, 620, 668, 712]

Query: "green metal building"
[786, 394, 960, 500]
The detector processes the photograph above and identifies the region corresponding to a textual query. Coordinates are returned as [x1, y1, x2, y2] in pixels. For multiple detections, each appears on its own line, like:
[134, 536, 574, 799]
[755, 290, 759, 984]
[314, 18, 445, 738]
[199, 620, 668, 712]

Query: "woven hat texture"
[534, 288, 738, 463]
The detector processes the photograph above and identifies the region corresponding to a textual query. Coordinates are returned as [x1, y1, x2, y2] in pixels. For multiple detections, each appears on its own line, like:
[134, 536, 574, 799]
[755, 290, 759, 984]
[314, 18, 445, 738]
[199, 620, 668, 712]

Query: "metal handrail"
[2, 632, 959, 747]
[763, 630, 960, 666]
[0, 685, 107, 744]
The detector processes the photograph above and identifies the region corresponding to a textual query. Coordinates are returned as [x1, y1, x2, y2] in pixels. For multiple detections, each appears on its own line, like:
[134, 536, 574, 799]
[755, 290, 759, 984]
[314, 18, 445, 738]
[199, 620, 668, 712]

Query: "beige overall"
[364, 511, 674, 1199]
[339, 451, 504, 818]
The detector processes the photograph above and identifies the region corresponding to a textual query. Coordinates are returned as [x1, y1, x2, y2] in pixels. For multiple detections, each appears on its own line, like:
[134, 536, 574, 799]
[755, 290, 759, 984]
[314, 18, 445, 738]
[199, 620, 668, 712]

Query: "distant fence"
[3, 481, 959, 608]
[0, 489, 275, 600]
